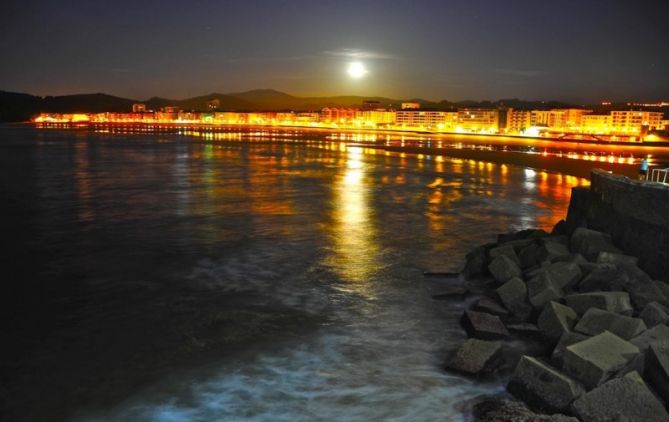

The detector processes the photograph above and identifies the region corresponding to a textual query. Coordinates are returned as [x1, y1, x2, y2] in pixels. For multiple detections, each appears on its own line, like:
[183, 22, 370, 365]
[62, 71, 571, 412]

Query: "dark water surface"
[0, 127, 586, 421]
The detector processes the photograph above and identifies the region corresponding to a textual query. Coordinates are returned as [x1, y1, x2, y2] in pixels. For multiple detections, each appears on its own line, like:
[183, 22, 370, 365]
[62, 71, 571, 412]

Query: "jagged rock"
[577, 262, 599, 277]
[488, 255, 522, 284]
[571, 372, 669, 422]
[489, 244, 521, 267]
[447, 338, 502, 374]
[645, 341, 669, 406]
[596, 251, 639, 267]
[570, 228, 621, 261]
[461, 310, 510, 340]
[544, 261, 582, 292]
[631, 324, 669, 351]
[496, 277, 532, 321]
[640, 302, 669, 327]
[471, 297, 510, 319]
[538, 301, 579, 344]
[573, 308, 647, 340]
[564, 291, 633, 315]
[563, 331, 640, 390]
[527, 272, 563, 309]
[552, 331, 589, 368]
[464, 244, 490, 279]
[577, 265, 629, 292]
[507, 356, 585, 413]
[470, 396, 578, 422]
[518, 243, 542, 269]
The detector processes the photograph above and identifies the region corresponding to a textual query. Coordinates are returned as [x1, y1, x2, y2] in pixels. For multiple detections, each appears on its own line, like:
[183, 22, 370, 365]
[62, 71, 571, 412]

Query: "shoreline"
[8, 122, 665, 179]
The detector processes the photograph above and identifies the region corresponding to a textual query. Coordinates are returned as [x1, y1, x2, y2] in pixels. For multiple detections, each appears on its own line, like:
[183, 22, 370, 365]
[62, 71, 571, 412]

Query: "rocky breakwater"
[441, 223, 669, 421]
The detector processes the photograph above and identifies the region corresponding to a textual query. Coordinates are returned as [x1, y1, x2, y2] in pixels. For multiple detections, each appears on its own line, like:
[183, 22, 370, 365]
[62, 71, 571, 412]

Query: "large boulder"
[563, 331, 640, 390]
[564, 291, 633, 315]
[507, 356, 584, 413]
[573, 308, 647, 340]
[461, 310, 510, 340]
[447, 338, 502, 375]
[570, 228, 621, 261]
[551, 331, 589, 368]
[640, 302, 669, 327]
[488, 255, 522, 284]
[645, 341, 669, 405]
[577, 265, 629, 292]
[496, 277, 532, 321]
[537, 301, 579, 344]
[489, 244, 521, 267]
[527, 272, 563, 309]
[571, 372, 669, 422]
[630, 324, 669, 351]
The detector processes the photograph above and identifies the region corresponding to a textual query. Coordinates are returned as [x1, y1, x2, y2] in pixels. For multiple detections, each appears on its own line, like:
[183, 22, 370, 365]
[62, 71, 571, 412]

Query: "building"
[321, 108, 358, 124]
[457, 108, 499, 132]
[357, 110, 396, 126]
[132, 103, 146, 113]
[401, 102, 421, 110]
[580, 114, 611, 134]
[505, 109, 531, 134]
[395, 111, 457, 129]
[610, 110, 664, 134]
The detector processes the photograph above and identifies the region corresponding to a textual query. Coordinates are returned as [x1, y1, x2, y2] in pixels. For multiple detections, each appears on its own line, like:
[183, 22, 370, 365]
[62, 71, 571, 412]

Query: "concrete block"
[447, 338, 502, 375]
[488, 254, 522, 284]
[552, 331, 589, 368]
[489, 244, 520, 267]
[527, 272, 563, 309]
[631, 324, 669, 351]
[571, 373, 669, 422]
[564, 291, 633, 315]
[640, 302, 669, 327]
[645, 341, 669, 406]
[496, 277, 532, 321]
[537, 301, 578, 344]
[507, 356, 584, 413]
[570, 228, 621, 262]
[573, 308, 647, 340]
[461, 310, 510, 340]
[563, 331, 639, 390]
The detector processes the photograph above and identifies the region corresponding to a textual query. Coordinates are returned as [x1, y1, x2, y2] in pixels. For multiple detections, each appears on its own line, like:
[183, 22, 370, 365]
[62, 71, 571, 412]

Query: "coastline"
[13, 121, 669, 179]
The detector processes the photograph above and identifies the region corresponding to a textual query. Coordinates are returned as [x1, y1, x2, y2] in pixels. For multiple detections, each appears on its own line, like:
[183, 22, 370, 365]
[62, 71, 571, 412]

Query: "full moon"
[347, 62, 368, 79]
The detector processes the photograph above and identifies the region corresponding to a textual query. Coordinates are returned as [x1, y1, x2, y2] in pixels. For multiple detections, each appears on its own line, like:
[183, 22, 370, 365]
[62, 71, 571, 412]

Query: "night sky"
[2, 0, 668, 102]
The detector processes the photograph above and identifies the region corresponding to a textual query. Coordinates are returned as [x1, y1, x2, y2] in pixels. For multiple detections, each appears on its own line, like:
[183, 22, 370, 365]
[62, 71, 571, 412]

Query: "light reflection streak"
[330, 147, 379, 294]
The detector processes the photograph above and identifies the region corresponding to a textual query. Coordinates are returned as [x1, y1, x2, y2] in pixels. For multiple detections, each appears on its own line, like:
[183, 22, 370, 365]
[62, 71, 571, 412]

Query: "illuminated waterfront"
[2, 125, 586, 420]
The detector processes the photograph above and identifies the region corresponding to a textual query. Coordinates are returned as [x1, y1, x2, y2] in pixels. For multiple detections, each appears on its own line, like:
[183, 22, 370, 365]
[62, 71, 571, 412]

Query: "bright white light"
[347, 62, 368, 79]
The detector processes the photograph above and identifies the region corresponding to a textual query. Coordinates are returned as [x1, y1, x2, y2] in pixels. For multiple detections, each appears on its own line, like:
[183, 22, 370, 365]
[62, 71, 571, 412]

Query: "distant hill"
[7, 88, 664, 122]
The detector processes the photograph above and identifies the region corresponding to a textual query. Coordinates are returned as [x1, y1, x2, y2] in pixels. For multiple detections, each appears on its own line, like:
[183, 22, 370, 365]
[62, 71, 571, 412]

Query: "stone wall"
[566, 169, 669, 279]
